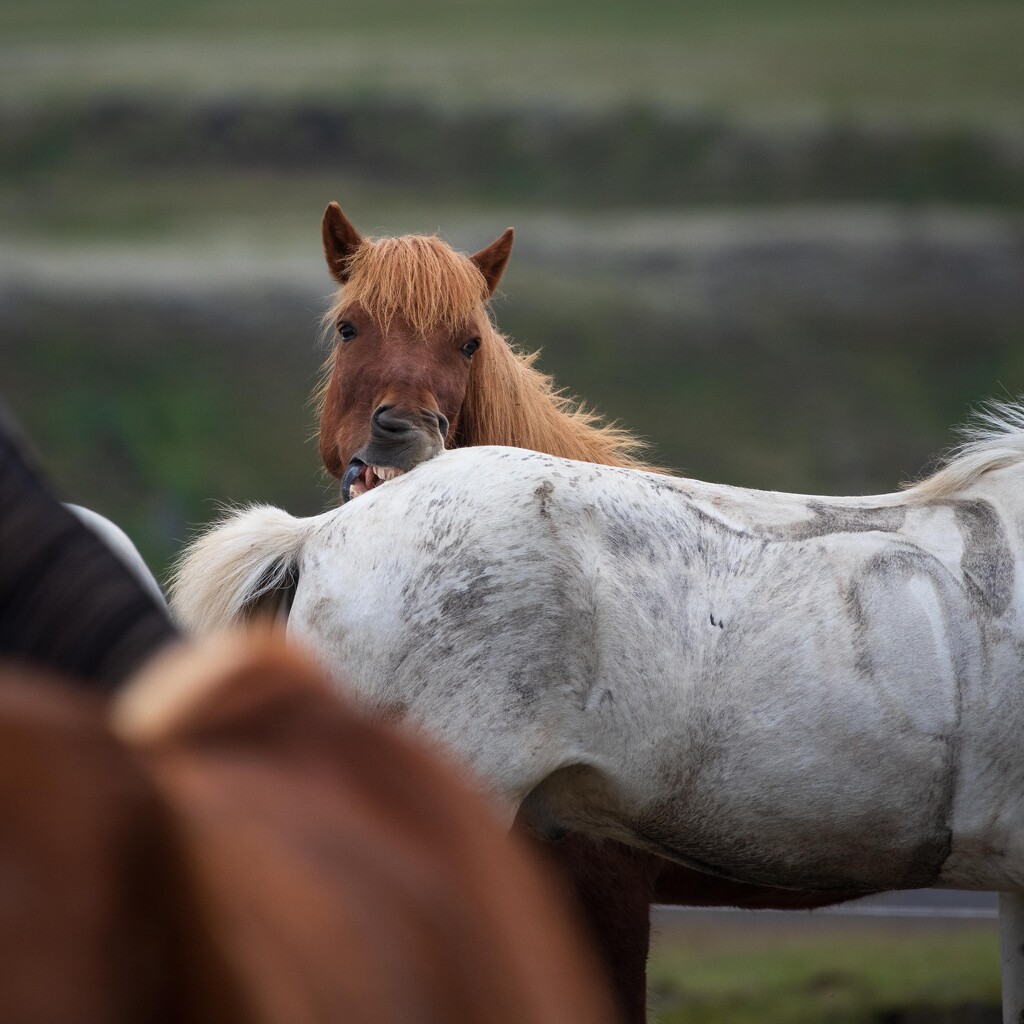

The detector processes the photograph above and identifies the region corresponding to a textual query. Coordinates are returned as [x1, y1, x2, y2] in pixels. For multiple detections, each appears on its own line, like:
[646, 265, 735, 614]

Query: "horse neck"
[459, 332, 650, 471]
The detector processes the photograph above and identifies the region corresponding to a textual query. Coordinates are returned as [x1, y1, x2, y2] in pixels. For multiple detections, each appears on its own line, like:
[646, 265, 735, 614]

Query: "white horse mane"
[904, 399, 1024, 503]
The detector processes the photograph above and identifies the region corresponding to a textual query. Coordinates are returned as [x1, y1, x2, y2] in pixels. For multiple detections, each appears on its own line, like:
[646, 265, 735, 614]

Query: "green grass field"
[4, 0, 1022, 569]
[3, 0, 1022, 120]
[648, 917, 1000, 1023]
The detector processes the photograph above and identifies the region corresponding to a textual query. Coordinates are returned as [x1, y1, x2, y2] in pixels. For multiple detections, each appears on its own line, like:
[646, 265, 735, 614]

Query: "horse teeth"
[372, 466, 402, 482]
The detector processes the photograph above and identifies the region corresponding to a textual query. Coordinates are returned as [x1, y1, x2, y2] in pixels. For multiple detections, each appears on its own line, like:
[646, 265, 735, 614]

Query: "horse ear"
[322, 202, 363, 285]
[471, 227, 514, 296]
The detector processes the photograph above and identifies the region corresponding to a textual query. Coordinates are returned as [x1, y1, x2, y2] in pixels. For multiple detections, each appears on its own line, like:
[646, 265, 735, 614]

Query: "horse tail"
[169, 505, 311, 636]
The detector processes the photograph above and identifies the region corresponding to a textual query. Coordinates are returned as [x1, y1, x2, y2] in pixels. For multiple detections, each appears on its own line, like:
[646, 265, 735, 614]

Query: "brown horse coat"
[0, 639, 615, 1024]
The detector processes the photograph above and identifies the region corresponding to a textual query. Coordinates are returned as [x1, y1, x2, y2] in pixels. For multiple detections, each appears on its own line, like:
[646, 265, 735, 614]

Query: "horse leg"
[524, 829, 658, 1024]
[999, 891, 1024, 1024]
[521, 835, 867, 1023]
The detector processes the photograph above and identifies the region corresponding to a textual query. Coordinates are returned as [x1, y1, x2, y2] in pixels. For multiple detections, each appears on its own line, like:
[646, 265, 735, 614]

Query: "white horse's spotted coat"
[173, 442, 1024, 896]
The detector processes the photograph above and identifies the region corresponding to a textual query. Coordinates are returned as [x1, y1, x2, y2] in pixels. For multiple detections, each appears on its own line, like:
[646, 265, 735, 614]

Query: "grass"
[0, 0, 1006, 39]
[1, 1, 1022, 121]
[2, 299, 330, 575]
[647, 919, 1000, 1023]
[0, 168, 500, 243]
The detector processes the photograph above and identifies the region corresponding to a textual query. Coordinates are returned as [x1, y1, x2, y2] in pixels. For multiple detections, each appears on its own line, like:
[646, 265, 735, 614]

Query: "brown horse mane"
[458, 336, 651, 469]
[318, 233, 652, 471]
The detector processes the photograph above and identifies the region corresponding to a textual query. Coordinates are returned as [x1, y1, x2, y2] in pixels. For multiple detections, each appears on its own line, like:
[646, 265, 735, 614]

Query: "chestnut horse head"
[318, 203, 513, 501]
[317, 203, 650, 503]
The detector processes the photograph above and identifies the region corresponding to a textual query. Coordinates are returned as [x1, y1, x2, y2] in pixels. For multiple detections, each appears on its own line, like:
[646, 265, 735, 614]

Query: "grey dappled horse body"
[173, 417, 1024, 897]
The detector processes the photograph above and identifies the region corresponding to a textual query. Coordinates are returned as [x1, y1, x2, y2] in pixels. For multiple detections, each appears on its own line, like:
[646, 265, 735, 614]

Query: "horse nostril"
[436, 412, 449, 437]
[372, 404, 406, 434]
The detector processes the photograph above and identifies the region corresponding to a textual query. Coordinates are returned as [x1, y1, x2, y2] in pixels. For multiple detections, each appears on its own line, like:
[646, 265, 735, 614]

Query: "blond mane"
[458, 333, 650, 469]
[324, 235, 489, 337]
[318, 232, 651, 471]
[905, 399, 1024, 503]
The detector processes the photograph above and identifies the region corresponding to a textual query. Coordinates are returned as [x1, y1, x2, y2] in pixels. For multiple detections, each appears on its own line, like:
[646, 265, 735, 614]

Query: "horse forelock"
[324, 235, 491, 338]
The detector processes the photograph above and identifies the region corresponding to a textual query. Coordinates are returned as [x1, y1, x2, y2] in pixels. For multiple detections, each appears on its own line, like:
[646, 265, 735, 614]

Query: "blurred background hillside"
[3, 0, 1023, 574]
[2, 2, 1020, 1019]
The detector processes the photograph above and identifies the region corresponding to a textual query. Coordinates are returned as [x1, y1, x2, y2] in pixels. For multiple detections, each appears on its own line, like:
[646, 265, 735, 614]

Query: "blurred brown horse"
[316, 204, 863, 1021]
[0, 637, 615, 1024]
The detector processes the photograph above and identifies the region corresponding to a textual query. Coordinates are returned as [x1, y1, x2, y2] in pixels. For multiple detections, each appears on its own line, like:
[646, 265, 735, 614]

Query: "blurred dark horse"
[315, 205, 861, 1021]
[0, 402, 175, 689]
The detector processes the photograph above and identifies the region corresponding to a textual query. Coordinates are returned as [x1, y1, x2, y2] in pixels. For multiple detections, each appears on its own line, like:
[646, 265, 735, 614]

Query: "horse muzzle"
[341, 406, 448, 502]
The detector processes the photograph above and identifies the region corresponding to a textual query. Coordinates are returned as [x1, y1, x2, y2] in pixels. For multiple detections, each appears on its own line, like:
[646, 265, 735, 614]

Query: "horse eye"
[461, 337, 481, 358]
[337, 321, 357, 343]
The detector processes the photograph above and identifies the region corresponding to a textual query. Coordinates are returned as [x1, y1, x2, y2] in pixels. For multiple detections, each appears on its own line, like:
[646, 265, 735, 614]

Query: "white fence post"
[999, 891, 1024, 1024]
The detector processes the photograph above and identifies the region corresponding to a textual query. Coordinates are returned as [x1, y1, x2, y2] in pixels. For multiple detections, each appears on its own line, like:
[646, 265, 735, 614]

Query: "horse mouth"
[341, 458, 407, 502]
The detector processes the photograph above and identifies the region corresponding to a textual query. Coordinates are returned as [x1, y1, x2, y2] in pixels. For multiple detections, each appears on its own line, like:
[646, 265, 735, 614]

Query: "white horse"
[172, 406, 1024, 900]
